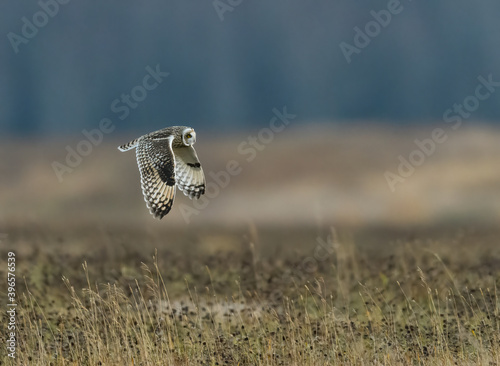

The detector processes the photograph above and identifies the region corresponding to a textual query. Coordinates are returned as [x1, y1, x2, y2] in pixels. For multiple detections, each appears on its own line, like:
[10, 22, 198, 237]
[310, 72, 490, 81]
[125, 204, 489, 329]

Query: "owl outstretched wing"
[173, 146, 205, 199]
[136, 136, 177, 219]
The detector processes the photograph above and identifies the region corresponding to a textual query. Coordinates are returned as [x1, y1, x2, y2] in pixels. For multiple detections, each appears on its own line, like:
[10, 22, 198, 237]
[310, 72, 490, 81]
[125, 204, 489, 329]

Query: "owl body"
[118, 126, 205, 219]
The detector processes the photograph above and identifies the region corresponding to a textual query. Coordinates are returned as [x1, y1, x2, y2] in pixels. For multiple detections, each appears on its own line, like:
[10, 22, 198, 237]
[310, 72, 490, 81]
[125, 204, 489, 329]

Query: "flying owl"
[118, 126, 205, 219]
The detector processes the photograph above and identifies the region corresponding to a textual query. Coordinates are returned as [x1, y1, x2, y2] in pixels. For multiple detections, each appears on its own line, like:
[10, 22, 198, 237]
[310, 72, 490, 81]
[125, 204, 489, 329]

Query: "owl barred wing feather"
[118, 125, 205, 219]
[136, 137, 177, 219]
[173, 146, 205, 199]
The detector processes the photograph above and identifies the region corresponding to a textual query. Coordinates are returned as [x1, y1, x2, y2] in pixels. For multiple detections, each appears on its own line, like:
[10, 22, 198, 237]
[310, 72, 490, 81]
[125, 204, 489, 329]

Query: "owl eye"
[186, 133, 192, 139]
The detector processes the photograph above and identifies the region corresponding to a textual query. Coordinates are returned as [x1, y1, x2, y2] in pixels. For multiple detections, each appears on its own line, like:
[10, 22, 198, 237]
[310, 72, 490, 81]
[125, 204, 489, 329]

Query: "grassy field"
[0, 223, 499, 365]
[1, 126, 499, 365]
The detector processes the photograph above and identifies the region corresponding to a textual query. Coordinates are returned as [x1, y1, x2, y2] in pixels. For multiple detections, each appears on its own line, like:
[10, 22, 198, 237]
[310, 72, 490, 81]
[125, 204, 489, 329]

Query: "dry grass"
[1, 224, 499, 365]
[1, 127, 500, 364]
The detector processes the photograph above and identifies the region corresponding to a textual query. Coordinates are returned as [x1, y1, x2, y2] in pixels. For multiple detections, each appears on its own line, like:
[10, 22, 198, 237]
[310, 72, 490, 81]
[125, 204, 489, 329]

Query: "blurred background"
[1, 0, 499, 229]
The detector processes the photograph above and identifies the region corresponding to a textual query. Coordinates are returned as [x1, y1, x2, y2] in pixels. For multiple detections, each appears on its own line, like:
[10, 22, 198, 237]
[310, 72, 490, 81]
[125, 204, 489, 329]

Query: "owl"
[118, 126, 205, 219]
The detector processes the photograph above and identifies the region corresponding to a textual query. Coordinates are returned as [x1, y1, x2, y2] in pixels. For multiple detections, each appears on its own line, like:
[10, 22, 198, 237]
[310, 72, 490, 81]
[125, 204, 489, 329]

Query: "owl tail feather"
[118, 138, 140, 152]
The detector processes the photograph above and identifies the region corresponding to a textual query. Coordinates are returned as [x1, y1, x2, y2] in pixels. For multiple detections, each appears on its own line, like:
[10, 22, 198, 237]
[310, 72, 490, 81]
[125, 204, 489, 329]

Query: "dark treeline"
[1, 0, 500, 136]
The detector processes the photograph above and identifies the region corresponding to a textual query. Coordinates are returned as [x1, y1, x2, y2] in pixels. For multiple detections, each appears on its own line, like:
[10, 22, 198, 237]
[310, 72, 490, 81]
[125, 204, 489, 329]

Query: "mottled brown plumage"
[118, 126, 205, 219]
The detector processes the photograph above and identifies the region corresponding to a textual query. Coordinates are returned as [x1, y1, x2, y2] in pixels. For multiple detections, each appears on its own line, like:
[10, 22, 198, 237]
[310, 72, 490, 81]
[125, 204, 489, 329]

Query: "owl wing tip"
[148, 203, 173, 220]
[153, 212, 166, 220]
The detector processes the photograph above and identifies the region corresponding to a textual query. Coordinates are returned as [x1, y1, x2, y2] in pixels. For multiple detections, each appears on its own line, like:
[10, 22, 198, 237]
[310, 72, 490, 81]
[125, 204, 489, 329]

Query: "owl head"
[181, 127, 196, 146]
